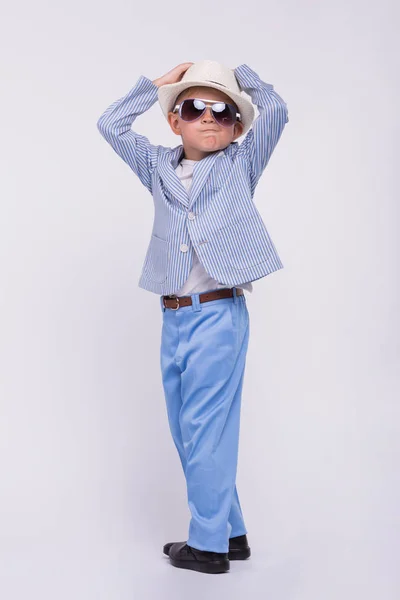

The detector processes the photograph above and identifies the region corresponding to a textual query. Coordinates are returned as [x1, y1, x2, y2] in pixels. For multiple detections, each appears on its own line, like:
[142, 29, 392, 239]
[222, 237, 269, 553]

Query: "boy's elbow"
[276, 101, 289, 125]
[97, 117, 115, 143]
[97, 116, 107, 135]
[279, 98, 289, 124]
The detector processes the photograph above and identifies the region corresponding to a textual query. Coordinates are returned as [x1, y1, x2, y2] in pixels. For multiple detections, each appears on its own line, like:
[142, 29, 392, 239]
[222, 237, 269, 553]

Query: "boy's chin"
[196, 140, 227, 151]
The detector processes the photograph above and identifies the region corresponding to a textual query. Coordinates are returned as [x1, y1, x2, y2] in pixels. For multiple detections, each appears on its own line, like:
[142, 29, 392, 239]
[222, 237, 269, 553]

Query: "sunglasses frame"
[172, 98, 242, 127]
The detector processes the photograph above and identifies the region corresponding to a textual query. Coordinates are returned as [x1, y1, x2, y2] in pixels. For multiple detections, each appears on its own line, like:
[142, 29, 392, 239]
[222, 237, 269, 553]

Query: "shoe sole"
[163, 543, 251, 561]
[169, 556, 230, 574]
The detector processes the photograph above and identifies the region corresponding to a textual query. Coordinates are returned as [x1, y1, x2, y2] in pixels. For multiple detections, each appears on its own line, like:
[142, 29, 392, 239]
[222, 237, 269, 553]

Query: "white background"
[1, 1, 399, 598]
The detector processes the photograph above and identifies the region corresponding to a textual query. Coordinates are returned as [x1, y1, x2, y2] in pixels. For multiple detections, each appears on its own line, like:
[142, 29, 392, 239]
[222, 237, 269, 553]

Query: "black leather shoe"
[167, 541, 230, 574]
[227, 534, 251, 560]
[163, 534, 251, 562]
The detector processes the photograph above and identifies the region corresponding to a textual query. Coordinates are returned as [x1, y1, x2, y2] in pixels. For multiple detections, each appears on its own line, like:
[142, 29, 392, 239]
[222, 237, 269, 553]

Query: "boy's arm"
[234, 63, 289, 190]
[97, 75, 163, 194]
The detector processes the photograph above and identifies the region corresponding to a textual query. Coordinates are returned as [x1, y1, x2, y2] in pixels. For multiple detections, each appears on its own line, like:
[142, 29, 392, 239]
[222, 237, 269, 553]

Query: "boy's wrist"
[136, 75, 160, 94]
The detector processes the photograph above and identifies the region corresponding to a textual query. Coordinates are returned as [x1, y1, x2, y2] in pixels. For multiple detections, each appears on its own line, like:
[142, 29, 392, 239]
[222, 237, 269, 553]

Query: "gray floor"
[0, 521, 398, 600]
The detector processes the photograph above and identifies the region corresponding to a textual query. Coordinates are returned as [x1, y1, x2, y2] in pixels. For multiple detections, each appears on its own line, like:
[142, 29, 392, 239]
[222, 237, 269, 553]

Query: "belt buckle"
[166, 294, 180, 310]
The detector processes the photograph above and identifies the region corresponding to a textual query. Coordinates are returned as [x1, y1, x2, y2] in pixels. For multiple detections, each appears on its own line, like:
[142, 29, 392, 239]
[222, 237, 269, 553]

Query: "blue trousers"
[159, 287, 250, 553]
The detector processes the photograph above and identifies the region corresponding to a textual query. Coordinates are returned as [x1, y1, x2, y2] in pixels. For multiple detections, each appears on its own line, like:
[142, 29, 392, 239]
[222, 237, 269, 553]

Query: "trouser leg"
[159, 310, 186, 472]
[160, 290, 250, 553]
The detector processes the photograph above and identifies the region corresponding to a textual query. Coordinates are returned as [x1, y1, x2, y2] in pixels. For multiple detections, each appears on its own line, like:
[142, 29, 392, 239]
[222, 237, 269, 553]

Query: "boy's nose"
[202, 107, 215, 120]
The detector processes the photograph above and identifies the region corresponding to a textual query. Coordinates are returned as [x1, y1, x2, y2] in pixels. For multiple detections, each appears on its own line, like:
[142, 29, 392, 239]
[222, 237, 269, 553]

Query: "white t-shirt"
[173, 155, 253, 296]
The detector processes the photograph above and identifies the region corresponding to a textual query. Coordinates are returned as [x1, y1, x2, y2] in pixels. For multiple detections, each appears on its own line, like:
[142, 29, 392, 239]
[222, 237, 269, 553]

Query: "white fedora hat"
[157, 60, 255, 136]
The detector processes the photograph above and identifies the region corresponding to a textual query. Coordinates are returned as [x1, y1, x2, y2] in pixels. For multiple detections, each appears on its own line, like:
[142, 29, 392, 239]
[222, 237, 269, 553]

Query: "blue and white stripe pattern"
[97, 63, 289, 296]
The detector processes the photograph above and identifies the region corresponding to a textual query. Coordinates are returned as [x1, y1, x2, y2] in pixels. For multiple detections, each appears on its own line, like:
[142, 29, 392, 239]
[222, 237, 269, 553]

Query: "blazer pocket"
[212, 217, 270, 270]
[142, 234, 168, 282]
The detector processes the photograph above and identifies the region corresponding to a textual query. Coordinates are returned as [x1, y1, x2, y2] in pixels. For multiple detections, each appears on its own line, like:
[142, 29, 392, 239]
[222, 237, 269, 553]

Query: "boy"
[97, 60, 289, 574]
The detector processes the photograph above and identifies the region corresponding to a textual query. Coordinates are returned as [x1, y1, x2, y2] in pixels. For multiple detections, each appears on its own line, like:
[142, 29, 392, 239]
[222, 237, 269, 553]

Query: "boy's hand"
[152, 63, 194, 87]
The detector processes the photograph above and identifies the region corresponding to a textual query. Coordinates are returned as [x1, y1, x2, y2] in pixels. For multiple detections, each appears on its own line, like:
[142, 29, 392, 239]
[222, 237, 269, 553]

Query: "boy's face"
[167, 86, 244, 160]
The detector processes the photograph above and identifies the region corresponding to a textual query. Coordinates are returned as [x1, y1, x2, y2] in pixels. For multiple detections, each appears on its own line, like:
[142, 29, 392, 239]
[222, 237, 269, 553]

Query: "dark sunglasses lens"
[212, 102, 235, 126]
[181, 99, 205, 121]
[180, 99, 236, 126]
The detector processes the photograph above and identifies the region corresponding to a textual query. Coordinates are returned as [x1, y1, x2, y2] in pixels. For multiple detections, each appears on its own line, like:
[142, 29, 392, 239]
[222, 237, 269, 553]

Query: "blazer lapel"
[157, 145, 189, 208]
[188, 150, 225, 210]
[157, 144, 228, 210]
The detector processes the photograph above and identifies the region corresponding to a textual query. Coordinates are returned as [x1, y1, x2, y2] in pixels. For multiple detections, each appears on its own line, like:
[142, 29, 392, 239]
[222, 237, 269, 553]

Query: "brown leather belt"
[162, 287, 244, 310]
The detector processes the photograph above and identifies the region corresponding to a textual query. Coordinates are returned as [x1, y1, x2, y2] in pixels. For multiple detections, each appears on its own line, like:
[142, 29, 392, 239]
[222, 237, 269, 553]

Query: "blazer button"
[188, 211, 196, 220]
[180, 244, 189, 252]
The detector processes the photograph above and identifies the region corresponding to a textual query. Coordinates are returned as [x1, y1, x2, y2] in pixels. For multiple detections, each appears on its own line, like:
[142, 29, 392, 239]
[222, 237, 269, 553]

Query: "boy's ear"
[167, 111, 182, 136]
[232, 121, 244, 141]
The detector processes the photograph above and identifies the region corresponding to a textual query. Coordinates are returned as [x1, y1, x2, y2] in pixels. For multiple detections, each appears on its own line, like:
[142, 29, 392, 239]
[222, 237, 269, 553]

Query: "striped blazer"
[97, 63, 289, 296]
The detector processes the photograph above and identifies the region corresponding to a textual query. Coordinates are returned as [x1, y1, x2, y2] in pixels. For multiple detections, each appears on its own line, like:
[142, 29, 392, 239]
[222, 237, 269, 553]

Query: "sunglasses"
[173, 98, 241, 127]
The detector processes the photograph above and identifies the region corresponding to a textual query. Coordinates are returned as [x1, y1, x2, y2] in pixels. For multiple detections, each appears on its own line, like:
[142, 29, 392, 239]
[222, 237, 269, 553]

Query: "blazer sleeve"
[234, 63, 289, 190]
[97, 75, 163, 194]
